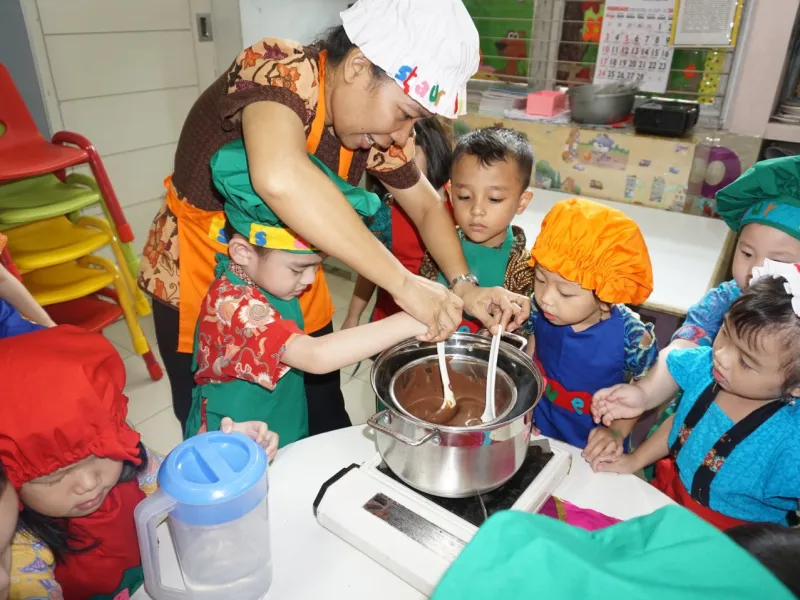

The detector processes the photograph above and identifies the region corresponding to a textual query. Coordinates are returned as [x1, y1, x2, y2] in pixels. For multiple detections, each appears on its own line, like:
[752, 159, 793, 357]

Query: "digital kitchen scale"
[313, 440, 572, 596]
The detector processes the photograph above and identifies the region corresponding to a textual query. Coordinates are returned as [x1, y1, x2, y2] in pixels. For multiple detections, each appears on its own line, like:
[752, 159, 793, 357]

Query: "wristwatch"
[449, 273, 479, 289]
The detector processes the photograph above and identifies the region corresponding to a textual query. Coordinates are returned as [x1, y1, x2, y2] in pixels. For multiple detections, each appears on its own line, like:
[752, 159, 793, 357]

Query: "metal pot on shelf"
[367, 331, 544, 498]
[567, 82, 638, 124]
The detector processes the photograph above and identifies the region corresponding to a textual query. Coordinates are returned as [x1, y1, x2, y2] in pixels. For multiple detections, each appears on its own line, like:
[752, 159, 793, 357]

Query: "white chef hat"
[341, 0, 479, 119]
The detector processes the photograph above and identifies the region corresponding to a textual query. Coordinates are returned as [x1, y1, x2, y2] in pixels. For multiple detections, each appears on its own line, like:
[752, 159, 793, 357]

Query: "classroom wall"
[0, 0, 50, 136]
[238, 0, 352, 47]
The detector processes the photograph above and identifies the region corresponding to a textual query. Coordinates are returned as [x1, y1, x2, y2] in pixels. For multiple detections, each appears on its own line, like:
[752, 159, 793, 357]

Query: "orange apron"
[172, 50, 352, 353]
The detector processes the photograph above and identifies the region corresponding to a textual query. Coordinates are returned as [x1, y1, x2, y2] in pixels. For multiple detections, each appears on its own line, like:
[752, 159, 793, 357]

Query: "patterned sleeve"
[364, 195, 393, 250]
[521, 302, 539, 336]
[366, 136, 421, 190]
[221, 38, 319, 130]
[619, 305, 658, 380]
[138, 445, 164, 496]
[764, 415, 800, 502]
[504, 227, 535, 299]
[195, 279, 304, 391]
[672, 281, 742, 346]
[665, 346, 713, 394]
[418, 250, 440, 281]
[10, 530, 62, 599]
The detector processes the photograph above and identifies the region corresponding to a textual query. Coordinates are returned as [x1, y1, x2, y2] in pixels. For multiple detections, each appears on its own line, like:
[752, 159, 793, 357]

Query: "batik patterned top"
[9, 447, 163, 600]
[193, 261, 302, 390]
[672, 280, 742, 346]
[667, 347, 800, 523]
[138, 38, 420, 309]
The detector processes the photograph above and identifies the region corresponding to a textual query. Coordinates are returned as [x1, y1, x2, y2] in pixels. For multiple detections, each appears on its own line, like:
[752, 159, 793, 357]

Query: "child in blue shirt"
[673, 155, 800, 348]
[522, 198, 658, 454]
[595, 262, 800, 529]
[640, 156, 800, 471]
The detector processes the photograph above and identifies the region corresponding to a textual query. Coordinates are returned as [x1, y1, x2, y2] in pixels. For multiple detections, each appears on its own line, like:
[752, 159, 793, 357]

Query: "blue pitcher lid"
[159, 432, 267, 505]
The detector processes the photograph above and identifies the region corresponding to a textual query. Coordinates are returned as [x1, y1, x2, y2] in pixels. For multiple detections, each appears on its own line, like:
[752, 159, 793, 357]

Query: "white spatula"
[437, 341, 457, 413]
[482, 325, 503, 423]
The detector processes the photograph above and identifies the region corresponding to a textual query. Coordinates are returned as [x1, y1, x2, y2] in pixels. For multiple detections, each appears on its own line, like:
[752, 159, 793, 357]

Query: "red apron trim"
[533, 357, 593, 416]
[652, 458, 751, 530]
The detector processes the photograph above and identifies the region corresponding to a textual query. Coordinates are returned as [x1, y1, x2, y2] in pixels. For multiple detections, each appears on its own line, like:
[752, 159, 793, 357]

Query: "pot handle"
[367, 410, 440, 447]
[477, 328, 528, 352]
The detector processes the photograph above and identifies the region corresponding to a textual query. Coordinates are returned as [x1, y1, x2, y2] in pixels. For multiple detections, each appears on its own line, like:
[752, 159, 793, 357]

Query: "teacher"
[138, 0, 531, 435]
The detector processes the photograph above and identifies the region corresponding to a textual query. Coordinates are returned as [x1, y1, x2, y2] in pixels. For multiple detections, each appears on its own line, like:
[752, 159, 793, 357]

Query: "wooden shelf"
[764, 121, 800, 144]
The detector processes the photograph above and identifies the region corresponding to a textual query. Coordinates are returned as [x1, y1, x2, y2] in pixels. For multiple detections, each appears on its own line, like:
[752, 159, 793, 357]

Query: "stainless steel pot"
[568, 83, 637, 124]
[367, 332, 544, 498]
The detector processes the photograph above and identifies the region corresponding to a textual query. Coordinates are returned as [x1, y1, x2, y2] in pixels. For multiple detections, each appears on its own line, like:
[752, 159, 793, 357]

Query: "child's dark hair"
[727, 523, 800, 597]
[367, 118, 453, 198]
[224, 221, 271, 258]
[315, 25, 385, 78]
[18, 443, 148, 563]
[725, 276, 800, 395]
[452, 127, 534, 190]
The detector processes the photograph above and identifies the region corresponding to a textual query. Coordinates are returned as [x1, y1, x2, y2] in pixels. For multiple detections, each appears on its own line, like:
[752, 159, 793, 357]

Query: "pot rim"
[388, 355, 517, 428]
[371, 333, 543, 434]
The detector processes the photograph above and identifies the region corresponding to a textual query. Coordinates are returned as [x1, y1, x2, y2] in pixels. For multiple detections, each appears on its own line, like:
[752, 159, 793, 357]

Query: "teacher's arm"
[242, 101, 461, 340]
[389, 181, 531, 333]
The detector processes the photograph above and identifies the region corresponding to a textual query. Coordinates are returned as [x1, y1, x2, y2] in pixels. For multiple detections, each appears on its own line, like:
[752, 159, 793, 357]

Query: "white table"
[134, 426, 671, 600]
[514, 188, 734, 317]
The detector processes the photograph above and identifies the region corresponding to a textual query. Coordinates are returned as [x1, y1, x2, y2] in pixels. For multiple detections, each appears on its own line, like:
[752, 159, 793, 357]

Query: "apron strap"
[306, 51, 355, 180]
[669, 383, 717, 456]
[691, 400, 786, 505]
[670, 383, 788, 507]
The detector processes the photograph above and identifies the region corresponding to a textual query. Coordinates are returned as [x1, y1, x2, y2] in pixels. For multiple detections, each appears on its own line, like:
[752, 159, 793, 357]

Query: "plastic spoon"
[482, 325, 503, 423]
[432, 341, 458, 423]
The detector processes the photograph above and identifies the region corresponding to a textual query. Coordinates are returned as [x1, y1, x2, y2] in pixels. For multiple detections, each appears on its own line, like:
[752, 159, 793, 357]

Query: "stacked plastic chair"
[0, 63, 162, 380]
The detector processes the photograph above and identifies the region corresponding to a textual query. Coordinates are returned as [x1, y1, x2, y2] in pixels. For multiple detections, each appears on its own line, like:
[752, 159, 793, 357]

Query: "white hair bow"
[750, 258, 800, 317]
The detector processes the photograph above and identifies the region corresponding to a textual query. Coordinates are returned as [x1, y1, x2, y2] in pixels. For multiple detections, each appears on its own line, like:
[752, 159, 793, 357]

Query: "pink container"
[526, 90, 567, 117]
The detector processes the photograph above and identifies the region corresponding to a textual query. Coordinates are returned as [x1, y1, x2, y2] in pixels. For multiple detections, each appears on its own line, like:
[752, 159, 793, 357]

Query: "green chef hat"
[210, 139, 381, 252]
[431, 506, 795, 600]
[716, 155, 800, 239]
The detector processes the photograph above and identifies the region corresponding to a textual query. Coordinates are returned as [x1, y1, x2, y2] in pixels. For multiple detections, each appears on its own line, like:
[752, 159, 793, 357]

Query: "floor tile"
[112, 342, 134, 361]
[342, 377, 377, 426]
[135, 407, 183, 456]
[123, 352, 173, 426]
[103, 313, 160, 361]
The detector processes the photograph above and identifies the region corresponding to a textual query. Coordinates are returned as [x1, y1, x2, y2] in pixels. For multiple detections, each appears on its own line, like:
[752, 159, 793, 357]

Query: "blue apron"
[533, 305, 626, 447]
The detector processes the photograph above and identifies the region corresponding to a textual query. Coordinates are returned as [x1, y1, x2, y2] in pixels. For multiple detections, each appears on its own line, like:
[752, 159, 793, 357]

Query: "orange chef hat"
[529, 198, 653, 305]
[0, 325, 141, 490]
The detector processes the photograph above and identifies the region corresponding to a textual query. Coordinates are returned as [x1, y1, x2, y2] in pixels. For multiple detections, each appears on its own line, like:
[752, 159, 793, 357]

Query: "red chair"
[0, 63, 132, 243]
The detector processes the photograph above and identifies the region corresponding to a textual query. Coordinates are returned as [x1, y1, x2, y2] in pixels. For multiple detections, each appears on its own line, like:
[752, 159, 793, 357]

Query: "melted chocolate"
[395, 358, 504, 427]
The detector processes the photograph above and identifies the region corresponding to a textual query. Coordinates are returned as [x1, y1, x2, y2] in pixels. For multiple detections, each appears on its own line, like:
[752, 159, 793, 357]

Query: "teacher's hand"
[392, 274, 463, 342]
[455, 284, 531, 335]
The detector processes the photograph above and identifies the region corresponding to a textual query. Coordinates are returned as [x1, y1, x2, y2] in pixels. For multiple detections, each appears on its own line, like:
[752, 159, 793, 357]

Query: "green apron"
[436, 227, 514, 332]
[185, 258, 309, 448]
[431, 506, 795, 600]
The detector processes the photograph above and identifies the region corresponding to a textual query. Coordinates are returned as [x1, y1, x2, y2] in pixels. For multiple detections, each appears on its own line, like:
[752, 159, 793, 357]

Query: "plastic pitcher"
[135, 432, 272, 599]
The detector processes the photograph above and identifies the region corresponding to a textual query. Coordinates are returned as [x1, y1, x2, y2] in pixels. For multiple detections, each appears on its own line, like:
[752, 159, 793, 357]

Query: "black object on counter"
[634, 98, 699, 137]
[377, 444, 553, 527]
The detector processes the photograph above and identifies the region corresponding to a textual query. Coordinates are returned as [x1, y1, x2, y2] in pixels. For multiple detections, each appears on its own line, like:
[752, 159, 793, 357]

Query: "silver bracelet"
[449, 273, 479, 289]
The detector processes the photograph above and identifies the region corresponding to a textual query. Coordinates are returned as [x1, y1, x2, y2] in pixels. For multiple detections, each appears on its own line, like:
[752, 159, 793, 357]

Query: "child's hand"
[220, 417, 279, 462]
[583, 426, 624, 470]
[592, 384, 646, 426]
[592, 453, 638, 474]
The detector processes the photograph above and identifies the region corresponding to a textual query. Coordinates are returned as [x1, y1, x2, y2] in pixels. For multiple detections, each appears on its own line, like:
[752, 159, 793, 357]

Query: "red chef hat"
[0, 325, 141, 489]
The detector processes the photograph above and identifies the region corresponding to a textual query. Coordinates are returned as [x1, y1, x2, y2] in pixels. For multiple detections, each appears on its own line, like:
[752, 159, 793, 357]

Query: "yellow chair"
[5, 216, 162, 380]
[6, 215, 150, 316]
